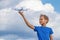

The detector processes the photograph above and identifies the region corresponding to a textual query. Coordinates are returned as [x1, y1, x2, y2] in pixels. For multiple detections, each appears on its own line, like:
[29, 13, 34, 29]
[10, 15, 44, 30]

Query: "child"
[18, 11, 53, 40]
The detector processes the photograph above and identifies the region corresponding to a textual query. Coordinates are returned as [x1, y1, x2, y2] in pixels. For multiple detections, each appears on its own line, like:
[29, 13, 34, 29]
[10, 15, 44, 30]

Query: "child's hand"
[18, 11, 24, 16]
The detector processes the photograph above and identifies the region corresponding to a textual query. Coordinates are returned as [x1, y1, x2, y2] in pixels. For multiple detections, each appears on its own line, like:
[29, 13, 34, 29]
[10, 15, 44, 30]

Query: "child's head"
[39, 14, 49, 26]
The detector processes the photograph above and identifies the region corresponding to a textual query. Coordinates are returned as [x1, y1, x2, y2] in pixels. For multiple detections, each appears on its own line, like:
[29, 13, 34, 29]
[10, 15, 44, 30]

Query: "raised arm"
[50, 35, 53, 40]
[18, 11, 34, 29]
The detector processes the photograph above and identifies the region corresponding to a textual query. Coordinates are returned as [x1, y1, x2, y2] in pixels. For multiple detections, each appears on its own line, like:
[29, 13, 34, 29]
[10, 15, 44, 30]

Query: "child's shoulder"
[34, 26, 52, 29]
[46, 26, 53, 30]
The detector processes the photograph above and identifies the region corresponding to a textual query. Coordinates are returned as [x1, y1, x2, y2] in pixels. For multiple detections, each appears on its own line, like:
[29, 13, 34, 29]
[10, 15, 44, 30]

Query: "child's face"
[39, 16, 47, 26]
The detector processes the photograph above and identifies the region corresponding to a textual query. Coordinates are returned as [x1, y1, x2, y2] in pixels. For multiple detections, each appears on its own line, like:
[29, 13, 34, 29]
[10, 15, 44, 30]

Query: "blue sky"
[42, 0, 60, 12]
[0, 0, 60, 40]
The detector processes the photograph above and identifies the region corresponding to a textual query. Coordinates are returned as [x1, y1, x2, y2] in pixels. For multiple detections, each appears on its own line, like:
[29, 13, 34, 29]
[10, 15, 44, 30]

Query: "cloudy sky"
[0, 0, 60, 40]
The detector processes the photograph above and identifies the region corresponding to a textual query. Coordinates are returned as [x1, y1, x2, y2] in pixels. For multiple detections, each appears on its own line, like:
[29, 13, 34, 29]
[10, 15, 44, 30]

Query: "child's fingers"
[18, 11, 24, 16]
[19, 11, 22, 13]
[19, 11, 23, 14]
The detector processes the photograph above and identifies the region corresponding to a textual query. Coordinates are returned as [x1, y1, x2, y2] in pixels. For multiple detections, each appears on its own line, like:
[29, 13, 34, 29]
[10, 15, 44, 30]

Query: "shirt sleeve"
[50, 28, 53, 35]
[34, 26, 38, 32]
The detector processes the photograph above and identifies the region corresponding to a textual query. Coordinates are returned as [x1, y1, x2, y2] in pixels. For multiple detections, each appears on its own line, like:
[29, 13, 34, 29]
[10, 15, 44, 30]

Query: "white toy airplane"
[13, 7, 28, 11]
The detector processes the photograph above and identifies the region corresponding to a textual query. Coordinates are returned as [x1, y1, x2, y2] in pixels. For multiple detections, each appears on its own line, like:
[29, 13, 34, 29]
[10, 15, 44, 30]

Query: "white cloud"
[0, 0, 22, 9]
[16, 0, 54, 12]
[0, 34, 37, 40]
[0, 34, 19, 40]
[17, 38, 37, 40]
[0, 39, 5, 40]
[0, 8, 18, 30]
